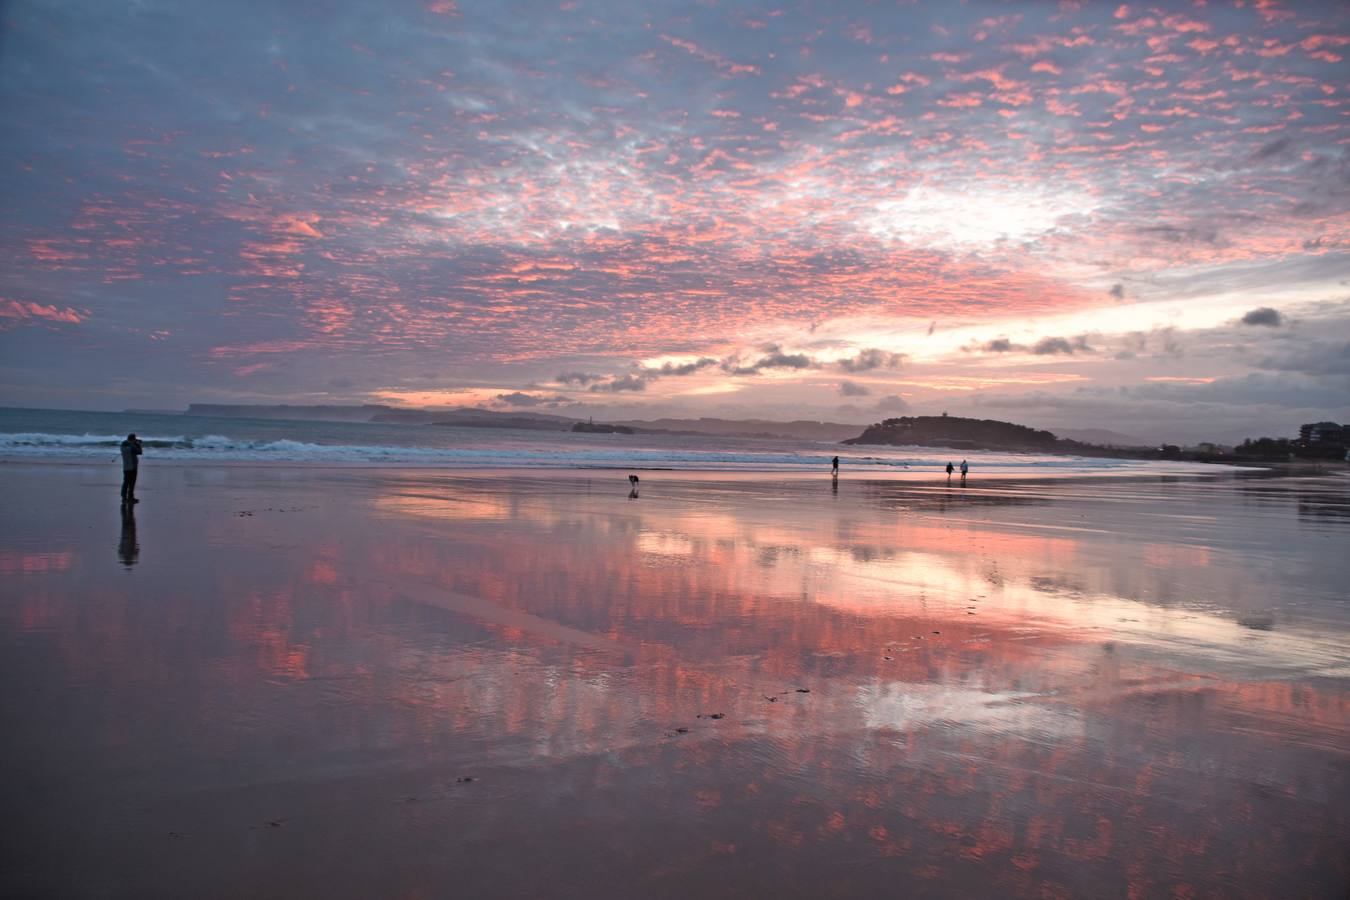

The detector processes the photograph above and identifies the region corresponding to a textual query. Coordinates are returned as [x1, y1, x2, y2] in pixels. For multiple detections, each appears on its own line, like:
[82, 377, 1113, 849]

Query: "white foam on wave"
[0, 431, 189, 447]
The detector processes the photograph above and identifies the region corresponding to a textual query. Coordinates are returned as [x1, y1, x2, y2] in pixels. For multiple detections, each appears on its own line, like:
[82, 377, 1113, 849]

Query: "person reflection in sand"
[118, 502, 139, 567]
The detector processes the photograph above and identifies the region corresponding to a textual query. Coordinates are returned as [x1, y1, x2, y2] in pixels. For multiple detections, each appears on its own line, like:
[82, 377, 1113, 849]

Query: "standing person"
[946, 461, 954, 481]
[831, 456, 840, 477]
[120, 433, 142, 504]
[959, 459, 968, 484]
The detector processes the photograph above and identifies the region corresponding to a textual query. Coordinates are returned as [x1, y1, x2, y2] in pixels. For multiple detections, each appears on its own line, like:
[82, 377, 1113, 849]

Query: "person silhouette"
[946, 461, 954, 481]
[120, 433, 143, 504]
[831, 456, 839, 477]
[118, 502, 139, 567]
[959, 459, 968, 484]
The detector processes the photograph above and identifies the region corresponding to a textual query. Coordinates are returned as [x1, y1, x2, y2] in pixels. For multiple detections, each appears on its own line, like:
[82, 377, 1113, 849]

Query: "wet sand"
[2, 463, 1347, 898]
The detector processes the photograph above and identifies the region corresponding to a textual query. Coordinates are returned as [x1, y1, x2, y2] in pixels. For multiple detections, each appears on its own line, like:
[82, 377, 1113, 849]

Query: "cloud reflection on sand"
[1, 466, 1347, 897]
[372, 471, 1347, 677]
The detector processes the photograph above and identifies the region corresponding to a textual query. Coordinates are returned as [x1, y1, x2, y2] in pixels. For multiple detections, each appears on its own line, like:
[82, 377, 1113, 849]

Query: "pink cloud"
[233, 362, 275, 377]
[209, 340, 314, 358]
[938, 93, 984, 109]
[279, 217, 324, 238]
[1161, 15, 1210, 34]
[661, 34, 760, 77]
[0, 299, 87, 326]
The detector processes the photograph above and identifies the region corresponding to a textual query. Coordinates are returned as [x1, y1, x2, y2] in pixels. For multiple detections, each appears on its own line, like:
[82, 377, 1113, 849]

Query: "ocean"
[0, 406, 1205, 475]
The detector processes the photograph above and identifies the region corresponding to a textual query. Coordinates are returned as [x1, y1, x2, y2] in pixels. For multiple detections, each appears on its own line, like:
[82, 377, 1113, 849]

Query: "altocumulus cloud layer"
[0, 0, 1346, 441]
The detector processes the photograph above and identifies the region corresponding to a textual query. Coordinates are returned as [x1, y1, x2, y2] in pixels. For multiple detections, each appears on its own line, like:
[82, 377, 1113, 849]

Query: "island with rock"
[843, 415, 1141, 456]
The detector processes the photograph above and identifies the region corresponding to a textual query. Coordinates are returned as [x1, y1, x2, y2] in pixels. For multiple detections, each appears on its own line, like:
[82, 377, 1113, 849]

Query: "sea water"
[0, 406, 1212, 475]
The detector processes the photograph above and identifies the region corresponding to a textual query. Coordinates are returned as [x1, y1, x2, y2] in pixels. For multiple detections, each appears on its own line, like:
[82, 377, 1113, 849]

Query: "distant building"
[1299, 422, 1346, 445]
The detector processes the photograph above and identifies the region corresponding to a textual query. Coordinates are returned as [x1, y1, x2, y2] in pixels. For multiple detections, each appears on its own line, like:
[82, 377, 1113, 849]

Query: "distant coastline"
[177, 403, 864, 442]
[93, 404, 1348, 465]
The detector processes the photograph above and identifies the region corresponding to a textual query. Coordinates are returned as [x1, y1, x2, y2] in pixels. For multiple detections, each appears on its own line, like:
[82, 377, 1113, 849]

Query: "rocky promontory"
[844, 415, 1089, 453]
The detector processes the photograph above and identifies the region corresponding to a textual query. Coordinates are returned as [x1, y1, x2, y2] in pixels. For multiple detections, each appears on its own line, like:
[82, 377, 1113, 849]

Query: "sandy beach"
[2, 462, 1347, 898]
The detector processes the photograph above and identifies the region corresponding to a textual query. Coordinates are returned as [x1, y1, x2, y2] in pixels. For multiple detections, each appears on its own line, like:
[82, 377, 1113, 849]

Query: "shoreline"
[0, 456, 1274, 481]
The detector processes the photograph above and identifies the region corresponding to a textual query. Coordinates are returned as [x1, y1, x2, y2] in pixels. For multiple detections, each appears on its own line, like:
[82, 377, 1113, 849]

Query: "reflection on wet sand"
[118, 502, 139, 567]
[0, 466, 1347, 898]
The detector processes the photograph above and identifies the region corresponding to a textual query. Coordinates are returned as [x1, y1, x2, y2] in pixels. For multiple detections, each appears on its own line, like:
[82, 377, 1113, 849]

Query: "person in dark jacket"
[120, 433, 142, 504]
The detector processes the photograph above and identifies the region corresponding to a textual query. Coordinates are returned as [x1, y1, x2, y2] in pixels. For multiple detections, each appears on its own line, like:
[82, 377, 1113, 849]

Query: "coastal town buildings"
[1299, 422, 1346, 445]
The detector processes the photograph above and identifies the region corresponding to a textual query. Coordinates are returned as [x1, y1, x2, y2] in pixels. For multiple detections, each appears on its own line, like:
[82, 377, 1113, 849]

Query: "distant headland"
[844, 414, 1115, 454]
[845, 414, 1349, 463]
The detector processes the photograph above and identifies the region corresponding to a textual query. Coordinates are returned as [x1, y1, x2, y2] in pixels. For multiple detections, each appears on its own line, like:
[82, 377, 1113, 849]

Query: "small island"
[844, 414, 1099, 453]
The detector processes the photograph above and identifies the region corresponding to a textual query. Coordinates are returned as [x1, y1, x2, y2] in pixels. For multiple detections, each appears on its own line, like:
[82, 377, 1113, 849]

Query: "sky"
[1, 0, 1347, 443]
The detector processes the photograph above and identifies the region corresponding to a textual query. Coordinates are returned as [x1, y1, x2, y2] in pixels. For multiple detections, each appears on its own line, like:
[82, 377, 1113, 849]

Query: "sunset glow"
[1, 0, 1347, 441]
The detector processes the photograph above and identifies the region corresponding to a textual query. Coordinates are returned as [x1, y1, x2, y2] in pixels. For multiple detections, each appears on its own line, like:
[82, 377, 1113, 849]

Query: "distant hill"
[421, 409, 577, 430]
[843, 415, 1150, 457]
[174, 403, 862, 441]
[181, 404, 575, 429]
[617, 417, 861, 442]
[186, 403, 395, 422]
